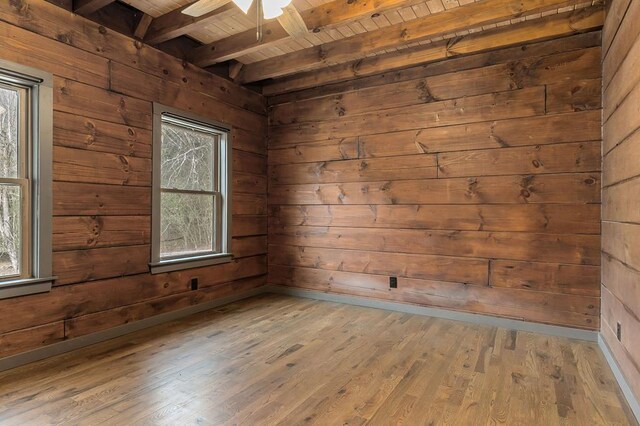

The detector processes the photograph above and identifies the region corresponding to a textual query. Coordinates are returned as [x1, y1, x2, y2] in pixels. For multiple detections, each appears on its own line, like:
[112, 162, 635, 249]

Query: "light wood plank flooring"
[0, 294, 636, 425]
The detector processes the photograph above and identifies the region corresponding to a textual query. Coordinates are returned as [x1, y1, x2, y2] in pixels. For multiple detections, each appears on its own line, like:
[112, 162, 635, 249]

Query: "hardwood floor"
[0, 294, 635, 425]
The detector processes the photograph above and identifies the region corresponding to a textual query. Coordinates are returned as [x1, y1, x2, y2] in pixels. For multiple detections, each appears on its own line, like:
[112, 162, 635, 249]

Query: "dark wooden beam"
[261, 6, 604, 95]
[144, 1, 236, 45]
[236, 0, 594, 83]
[134, 13, 153, 40]
[74, 0, 116, 15]
[229, 60, 244, 80]
[188, 0, 429, 67]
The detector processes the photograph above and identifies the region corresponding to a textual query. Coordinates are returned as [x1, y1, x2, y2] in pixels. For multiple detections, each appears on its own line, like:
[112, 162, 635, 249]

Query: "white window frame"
[150, 103, 233, 274]
[0, 59, 54, 300]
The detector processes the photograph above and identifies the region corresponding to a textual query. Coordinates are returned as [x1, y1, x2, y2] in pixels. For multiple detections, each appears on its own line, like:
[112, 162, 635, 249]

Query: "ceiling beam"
[133, 13, 153, 39]
[235, 0, 593, 84]
[189, 0, 429, 67]
[228, 60, 244, 80]
[74, 0, 116, 15]
[262, 5, 604, 95]
[144, 1, 235, 45]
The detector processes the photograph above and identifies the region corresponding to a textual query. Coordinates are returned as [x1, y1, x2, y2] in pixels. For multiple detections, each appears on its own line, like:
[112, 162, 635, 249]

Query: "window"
[150, 104, 232, 274]
[0, 59, 53, 299]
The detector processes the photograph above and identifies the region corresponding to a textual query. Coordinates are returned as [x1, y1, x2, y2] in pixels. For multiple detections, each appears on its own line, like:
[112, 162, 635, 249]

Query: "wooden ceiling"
[64, 0, 603, 94]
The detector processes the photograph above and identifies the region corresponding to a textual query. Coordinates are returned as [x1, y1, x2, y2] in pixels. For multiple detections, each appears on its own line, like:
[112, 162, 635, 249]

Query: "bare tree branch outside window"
[159, 121, 218, 258]
[0, 86, 21, 278]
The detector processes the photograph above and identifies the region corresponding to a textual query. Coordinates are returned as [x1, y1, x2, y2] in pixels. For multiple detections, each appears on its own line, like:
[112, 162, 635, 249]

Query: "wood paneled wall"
[267, 32, 603, 330]
[0, 1, 267, 359]
[601, 0, 640, 403]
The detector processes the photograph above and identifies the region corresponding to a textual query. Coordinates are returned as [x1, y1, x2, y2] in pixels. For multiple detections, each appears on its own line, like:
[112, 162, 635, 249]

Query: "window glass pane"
[0, 184, 21, 278]
[0, 85, 19, 178]
[160, 192, 214, 258]
[161, 121, 215, 191]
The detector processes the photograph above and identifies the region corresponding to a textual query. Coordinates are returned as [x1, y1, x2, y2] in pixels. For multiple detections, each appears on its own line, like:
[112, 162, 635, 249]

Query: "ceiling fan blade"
[182, 0, 232, 17]
[277, 5, 308, 37]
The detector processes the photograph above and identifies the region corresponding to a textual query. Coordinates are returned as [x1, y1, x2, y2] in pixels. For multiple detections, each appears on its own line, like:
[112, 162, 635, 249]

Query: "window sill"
[0, 277, 56, 300]
[149, 253, 233, 274]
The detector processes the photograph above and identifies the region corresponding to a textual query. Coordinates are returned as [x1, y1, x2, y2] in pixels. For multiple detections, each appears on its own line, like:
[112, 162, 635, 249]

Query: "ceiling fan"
[182, 0, 308, 39]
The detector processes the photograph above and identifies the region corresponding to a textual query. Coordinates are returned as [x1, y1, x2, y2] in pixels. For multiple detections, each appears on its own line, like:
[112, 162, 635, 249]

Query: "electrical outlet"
[191, 277, 199, 291]
[389, 276, 398, 289]
[617, 322, 622, 341]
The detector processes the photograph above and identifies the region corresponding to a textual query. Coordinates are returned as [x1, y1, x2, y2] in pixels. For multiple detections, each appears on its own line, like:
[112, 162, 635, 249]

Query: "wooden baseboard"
[598, 335, 640, 423]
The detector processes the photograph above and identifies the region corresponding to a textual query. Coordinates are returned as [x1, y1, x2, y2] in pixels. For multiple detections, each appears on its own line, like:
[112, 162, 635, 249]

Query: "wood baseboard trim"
[0, 286, 265, 373]
[263, 285, 599, 342]
[598, 334, 640, 423]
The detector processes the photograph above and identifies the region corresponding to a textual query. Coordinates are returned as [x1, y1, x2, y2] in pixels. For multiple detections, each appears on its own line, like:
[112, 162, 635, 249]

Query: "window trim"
[150, 103, 233, 274]
[0, 59, 54, 300]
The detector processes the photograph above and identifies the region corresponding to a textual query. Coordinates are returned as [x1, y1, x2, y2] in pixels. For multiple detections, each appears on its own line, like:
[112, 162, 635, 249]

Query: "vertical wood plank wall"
[267, 32, 603, 330]
[601, 0, 640, 403]
[0, 1, 268, 359]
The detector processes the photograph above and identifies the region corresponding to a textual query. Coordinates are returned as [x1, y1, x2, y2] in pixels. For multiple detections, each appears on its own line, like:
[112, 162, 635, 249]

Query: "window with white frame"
[0, 60, 54, 299]
[150, 104, 232, 274]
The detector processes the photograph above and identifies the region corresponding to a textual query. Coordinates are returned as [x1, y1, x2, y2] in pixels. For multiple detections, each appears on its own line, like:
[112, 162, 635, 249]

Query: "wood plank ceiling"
[66, 0, 603, 92]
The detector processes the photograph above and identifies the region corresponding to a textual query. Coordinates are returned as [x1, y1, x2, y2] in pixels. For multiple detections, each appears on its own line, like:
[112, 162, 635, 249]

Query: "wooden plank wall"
[0, 1, 267, 359]
[601, 0, 640, 403]
[267, 32, 603, 330]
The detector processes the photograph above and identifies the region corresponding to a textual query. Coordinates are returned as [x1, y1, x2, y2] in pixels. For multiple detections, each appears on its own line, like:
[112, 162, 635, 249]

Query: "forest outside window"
[150, 104, 232, 274]
[0, 60, 54, 300]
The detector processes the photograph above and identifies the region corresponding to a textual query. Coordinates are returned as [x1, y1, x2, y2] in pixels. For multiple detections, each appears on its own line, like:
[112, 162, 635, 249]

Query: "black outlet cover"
[617, 322, 622, 341]
[389, 276, 398, 289]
